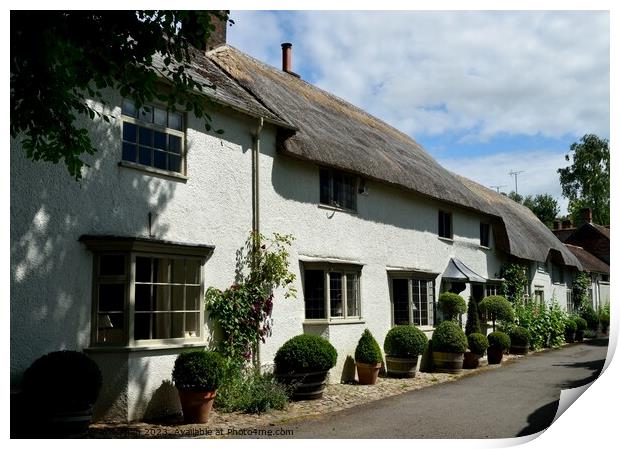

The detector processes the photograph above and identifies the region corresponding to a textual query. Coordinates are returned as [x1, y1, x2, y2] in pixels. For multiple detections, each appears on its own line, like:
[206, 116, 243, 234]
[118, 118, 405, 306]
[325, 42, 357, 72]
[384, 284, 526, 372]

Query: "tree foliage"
[522, 194, 560, 228]
[558, 134, 610, 225]
[11, 10, 229, 179]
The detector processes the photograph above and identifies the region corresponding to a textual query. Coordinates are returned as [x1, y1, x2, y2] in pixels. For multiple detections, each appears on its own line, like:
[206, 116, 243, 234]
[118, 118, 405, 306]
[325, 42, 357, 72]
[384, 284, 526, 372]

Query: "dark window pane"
[171, 285, 184, 311]
[152, 285, 170, 311]
[122, 98, 137, 117]
[135, 284, 151, 311]
[186, 260, 200, 284]
[154, 131, 167, 150]
[98, 313, 125, 343]
[304, 269, 325, 319]
[330, 272, 343, 317]
[123, 122, 137, 142]
[332, 172, 344, 207]
[168, 135, 182, 154]
[99, 255, 125, 276]
[139, 106, 153, 123]
[346, 273, 359, 317]
[98, 284, 125, 312]
[186, 286, 200, 311]
[185, 312, 199, 335]
[169, 112, 183, 130]
[392, 279, 409, 325]
[172, 259, 185, 284]
[343, 175, 356, 210]
[139, 127, 153, 146]
[139, 146, 152, 165]
[169, 154, 182, 173]
[152, 258, 169, 283]
[153, 313, 171, 339]
[171, 313, 184, 338]
[320, 168, 330, 205]
[122, 143, 137, 162]
[153, 150, 167, 170]
[154, 107, 167, 126]
[136, 257, 151, 282]
[134, 313, 150, 340]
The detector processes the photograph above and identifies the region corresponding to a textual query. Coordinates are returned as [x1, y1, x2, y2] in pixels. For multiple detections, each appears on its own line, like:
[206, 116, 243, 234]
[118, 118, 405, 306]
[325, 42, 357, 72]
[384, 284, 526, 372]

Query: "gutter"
[252, 116, 264, 369]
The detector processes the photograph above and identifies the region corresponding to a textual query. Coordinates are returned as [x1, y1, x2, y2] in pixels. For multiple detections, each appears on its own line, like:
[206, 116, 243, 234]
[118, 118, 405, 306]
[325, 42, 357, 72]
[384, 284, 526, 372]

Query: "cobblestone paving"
[87, 354, 522, 439]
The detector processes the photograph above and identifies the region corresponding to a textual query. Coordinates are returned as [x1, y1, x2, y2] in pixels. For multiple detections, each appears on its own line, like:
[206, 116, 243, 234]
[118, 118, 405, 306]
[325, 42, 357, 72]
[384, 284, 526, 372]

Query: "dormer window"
[319, 167, 357, 211]
[438, 210, 453, 239]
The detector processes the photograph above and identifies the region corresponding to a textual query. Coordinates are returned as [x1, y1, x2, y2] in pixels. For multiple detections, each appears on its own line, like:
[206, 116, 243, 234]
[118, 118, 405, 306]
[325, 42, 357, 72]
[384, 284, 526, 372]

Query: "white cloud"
[438, 150, 572, 214]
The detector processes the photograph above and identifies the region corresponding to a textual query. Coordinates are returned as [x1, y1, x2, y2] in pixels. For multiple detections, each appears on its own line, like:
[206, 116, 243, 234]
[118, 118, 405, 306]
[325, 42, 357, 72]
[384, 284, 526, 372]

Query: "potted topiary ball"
[478, 295, 514, 331]
[19, 350, 103, 437]
[354, 329, 383, 385]
[274, 334, 337, 400]
[431, 321, 468, 373]
[437, 292, 467, 322]
[487, 331, 511, 364]
[464, 332, 489, 369]
[509, 326, 531, 355]
[172, 350, 224, 423]
[383, 325, 428, 378]
[574, 317, 587, 342]
[564, 318, 577, 342]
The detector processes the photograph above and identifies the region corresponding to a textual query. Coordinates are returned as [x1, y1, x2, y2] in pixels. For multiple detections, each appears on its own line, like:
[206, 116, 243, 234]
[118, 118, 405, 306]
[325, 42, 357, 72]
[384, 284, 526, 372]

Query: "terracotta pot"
[463, 351, 482, 369]
[277, 370, 329, 400]
[178, 389, 216, 424]
[385, 356, 419, 378]
[510, 343, 529, 355]
[356, 362, 382, 385]
[432, 351, 464, 374]
[487, 347, 504, 364]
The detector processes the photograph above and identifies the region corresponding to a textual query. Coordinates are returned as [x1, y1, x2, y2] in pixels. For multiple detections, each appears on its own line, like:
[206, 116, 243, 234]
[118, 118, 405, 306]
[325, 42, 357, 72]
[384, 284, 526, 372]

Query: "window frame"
[81, 236, 213, 348]
[566, 289, 574, 314]
[302, 262, 363, 323]
[120, 99, 187, 177]
[485, 282, 501, 297]
[319, 167, 358, 212]
[438, 210, 453, 240]
[389, 272, 436, 329]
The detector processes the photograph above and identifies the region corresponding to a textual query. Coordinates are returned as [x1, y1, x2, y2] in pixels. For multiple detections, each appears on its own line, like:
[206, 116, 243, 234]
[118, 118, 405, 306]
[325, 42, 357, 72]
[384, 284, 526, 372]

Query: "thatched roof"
[565, 244, 609, 274]
[205, 45, 581, 269]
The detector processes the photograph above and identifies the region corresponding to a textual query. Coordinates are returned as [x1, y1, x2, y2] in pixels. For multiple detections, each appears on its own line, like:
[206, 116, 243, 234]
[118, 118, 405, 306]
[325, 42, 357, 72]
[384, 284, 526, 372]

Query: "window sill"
[303, 319, 366, 326]
[479, 245, 490, 250]
[118, 161, 188, 182]
[438, 236, 454, 243]
[84, 341, 206, 353]
[318, 203, 358, 215]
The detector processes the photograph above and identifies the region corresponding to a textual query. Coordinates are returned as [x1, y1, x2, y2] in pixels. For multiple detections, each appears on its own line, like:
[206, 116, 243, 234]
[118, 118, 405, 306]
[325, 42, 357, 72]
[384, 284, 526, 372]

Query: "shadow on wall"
[10, 105, 178, 387]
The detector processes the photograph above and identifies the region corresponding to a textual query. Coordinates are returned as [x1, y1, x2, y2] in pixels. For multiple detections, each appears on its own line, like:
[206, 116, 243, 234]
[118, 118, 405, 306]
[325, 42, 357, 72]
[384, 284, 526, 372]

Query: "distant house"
[11, 27, 586, 422]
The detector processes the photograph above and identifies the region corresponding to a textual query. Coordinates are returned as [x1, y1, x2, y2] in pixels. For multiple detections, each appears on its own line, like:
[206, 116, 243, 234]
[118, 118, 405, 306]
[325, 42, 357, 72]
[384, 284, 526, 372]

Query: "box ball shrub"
[274, 334, 337, 374]
[384, 325, 428, 358]
[172, 350, 224, 392]
[580, 305, 599, 330]
[487, 331, 511, 351]
[432, 321, 468, 353]
[565, 318, 577, 333]
[21, 350, 103, 410]
[355, 329, 383, 364]
[467, 332, 489, 355]
[574, 316, 587, 331]
[479, 295, 514, 331]
[508, 326, 530, 346]
[438, 292, 467, 321]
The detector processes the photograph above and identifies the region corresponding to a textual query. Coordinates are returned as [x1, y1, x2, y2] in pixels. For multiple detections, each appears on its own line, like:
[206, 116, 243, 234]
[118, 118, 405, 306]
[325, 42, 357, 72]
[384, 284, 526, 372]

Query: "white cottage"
[10, 30, 583, 422]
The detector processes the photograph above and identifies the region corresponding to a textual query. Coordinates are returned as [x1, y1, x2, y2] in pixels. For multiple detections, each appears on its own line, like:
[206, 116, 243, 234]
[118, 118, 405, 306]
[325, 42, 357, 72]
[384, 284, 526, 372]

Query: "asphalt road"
[259, 339, 608, 439]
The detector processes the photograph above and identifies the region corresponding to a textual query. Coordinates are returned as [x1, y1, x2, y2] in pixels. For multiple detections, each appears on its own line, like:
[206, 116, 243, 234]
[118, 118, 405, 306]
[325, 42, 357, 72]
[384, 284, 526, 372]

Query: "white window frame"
[302, 263, 362, 323]
[120, 98, 187, 177]
[485, 282, 501, 297]
[81, 236, 212, 348]
[389, 273, 436, 329]
[566, 290, 574, 314]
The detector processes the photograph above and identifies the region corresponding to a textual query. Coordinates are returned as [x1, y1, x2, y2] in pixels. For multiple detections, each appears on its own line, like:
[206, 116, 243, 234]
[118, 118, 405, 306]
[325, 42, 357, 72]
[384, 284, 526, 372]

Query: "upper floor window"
[303, 263, 361, 321]
[319, 167, 357, 211]
[121, 98, 185, 174]
[438, 210, 453, 239]
[552, 264, 564, 284]
[480, 223, 490, 247]
[536, 261, 548, 274]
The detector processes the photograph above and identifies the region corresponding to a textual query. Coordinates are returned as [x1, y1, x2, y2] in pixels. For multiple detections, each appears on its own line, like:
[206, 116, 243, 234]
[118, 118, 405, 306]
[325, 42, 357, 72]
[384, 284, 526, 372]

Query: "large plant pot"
[510, 343, 529, 355]
[575, 330, 585, 342]
[487, 347, 504, 364]
[277, 370, 329, 400]
[565, 330, 576, 343]
[356, 362, 382, 384]
[463, 351, 482, 369]
[178, 390, 216, 424]
[432, 351, 464, 374]
[385, 356, 419, 378]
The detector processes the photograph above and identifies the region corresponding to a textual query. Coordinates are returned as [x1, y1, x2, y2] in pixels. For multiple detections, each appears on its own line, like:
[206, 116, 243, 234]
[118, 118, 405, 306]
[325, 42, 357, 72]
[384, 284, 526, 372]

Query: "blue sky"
[227, 10, 610, 214]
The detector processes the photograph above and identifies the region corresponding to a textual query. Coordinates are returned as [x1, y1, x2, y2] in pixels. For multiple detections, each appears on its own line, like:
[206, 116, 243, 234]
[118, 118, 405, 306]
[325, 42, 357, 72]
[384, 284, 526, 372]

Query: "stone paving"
[87, 354, 522, 439]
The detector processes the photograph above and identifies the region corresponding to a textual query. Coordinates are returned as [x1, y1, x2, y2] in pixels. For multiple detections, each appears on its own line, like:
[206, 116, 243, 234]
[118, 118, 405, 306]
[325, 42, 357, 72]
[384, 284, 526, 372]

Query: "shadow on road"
[517, 400, 558, 437]
[552, 359, 605, 389]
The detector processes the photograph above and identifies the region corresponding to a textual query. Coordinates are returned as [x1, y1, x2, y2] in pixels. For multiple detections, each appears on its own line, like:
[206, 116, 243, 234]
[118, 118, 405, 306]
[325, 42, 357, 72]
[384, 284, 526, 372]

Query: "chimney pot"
[281, 42, 292, 73]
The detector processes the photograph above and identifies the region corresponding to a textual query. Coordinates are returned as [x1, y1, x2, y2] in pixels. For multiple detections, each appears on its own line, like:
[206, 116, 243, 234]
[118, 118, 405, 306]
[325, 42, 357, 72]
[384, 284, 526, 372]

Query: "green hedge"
[509, 326, 530, 346]
[488, 331, 511, 350]
[432, 321, 468, 353]
[384, 325, 428, 358]
[172, 350, 225, 391]
[355, 329, 383, 364]
[438, 292, 467, 321]
[274, 334, 337, 373]
[574, 316, 587, 331]
[467, 333, 489, 355]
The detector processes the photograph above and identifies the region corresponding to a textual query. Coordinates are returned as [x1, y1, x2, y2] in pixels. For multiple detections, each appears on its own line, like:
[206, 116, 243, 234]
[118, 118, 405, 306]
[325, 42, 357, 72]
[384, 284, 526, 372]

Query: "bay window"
[303, 263, 361, 321]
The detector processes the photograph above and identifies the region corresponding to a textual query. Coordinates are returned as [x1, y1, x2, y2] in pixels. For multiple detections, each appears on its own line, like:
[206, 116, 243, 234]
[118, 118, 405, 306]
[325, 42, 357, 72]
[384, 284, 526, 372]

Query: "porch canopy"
[442, 258, 487, 283]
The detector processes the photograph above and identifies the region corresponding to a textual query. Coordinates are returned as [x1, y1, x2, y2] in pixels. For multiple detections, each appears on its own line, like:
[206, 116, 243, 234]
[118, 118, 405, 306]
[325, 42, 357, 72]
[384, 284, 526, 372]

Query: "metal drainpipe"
[252, 117, 264, 370]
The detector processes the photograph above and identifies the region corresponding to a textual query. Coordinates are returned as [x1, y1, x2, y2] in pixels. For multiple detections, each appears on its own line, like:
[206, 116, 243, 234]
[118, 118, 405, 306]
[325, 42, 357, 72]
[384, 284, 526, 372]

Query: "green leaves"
[558, 134, 610, 225]
[11, 11, 229, 179]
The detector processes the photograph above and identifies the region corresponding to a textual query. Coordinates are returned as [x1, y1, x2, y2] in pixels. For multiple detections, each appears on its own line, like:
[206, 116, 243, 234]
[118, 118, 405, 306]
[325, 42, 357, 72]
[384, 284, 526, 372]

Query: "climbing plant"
[501, 263, 528, 304]
[572, 272, 591, 313]
[205, 232, 296, 361]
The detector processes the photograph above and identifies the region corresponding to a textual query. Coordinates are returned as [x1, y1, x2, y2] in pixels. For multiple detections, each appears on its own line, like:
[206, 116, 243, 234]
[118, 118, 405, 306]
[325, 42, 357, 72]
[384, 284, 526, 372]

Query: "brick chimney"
[184, 11, 228, 53]
[580, 207, 593, 225]
[281, 43, 300, 78]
